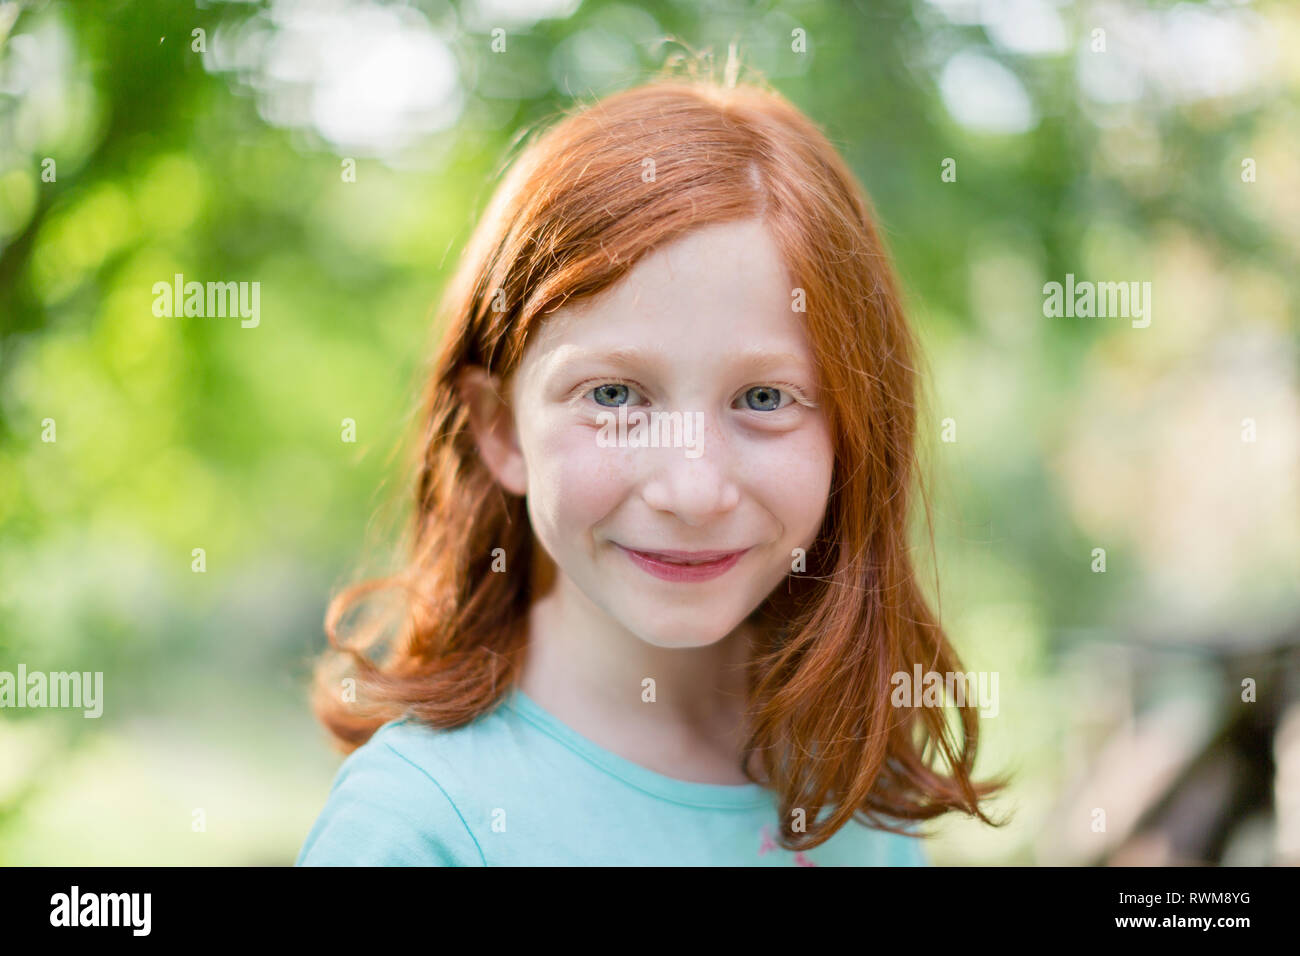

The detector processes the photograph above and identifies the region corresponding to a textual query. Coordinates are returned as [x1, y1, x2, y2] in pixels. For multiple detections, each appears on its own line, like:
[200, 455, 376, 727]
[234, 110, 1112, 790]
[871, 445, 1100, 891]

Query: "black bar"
[0, 865, 1279, 941]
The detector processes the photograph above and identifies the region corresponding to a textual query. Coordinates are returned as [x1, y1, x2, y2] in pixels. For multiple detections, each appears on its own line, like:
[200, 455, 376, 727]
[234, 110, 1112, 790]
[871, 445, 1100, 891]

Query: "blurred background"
[0, 0, 1296, 865]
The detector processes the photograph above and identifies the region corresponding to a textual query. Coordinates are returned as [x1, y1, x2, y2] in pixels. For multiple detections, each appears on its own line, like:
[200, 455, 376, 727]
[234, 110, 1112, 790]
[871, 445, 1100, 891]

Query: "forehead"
[522, 218, 812, 368]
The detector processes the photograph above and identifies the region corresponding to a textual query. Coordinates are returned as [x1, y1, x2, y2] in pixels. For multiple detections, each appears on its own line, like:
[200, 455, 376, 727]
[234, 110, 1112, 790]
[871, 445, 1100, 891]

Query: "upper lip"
[619, 545, 747, 561]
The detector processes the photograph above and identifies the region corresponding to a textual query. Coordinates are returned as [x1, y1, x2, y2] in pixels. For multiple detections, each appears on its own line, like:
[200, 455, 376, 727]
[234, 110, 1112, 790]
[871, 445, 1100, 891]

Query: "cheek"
[746, 420, 835, 538]
[523, 415, 629, 542]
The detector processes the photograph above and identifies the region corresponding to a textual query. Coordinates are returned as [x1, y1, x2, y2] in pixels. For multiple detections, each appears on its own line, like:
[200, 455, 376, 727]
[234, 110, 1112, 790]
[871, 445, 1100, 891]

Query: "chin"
[626, 615, 742, 650]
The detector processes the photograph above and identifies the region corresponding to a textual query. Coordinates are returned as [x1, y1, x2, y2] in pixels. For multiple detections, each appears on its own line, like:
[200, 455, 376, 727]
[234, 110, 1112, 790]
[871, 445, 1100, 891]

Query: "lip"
[615, 544, 750, 583]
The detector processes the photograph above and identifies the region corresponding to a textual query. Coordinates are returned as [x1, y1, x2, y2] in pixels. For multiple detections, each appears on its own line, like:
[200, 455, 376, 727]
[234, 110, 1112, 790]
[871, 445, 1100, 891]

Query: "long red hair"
[309, 71, 1007, 850]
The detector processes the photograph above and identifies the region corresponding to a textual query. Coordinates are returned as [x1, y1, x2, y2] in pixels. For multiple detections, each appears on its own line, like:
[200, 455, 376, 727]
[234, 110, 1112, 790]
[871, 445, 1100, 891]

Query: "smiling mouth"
[614, 544, 750, 582]
[628, 547, 745, 565]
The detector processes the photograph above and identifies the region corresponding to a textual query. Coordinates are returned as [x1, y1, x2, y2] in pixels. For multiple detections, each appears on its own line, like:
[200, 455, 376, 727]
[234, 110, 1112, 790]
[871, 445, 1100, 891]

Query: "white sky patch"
[207, 0, 463, 157]
[1078, 2, 1277, 107]
[983, 0, 1069, 56]
[939, 50, 1038, 134]
[462, 0, 582, 32]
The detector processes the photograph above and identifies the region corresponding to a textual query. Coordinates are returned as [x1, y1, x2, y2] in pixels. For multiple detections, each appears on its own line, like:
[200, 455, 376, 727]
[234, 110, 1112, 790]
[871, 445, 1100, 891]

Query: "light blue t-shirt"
[296, 686, 928, 866]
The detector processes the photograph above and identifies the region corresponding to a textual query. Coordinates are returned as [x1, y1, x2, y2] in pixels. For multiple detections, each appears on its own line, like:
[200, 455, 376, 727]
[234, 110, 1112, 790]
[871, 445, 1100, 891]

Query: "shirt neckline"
[501, 685, 770, 810]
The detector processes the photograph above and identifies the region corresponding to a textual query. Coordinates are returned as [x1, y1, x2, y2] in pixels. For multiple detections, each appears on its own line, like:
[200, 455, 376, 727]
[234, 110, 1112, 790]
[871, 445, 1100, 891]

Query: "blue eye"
[742, 385, 786, 411]
[590, 383, 640, 407]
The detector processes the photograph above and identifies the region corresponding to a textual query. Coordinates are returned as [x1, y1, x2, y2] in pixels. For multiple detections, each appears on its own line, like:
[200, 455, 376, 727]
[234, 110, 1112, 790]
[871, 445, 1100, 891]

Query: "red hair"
[309, 71, 1007, 850]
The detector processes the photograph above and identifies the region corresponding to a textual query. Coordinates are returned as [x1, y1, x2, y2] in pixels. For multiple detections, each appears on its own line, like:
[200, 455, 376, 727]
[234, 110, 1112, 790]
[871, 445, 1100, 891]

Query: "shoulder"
[295, 718, 490, 866]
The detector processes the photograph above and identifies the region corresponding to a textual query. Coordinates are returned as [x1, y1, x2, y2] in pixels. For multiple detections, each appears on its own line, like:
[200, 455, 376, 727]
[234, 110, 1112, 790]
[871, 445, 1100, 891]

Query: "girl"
[296, 70, 1004, 866]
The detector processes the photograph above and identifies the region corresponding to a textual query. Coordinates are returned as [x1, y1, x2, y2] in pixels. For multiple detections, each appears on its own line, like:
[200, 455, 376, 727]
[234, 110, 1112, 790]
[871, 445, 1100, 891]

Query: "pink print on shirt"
[758, 824, 819, 866]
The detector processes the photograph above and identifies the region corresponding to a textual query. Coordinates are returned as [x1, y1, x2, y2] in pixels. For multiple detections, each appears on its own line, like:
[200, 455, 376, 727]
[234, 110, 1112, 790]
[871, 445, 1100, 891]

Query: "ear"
[457, 366, 528, 496]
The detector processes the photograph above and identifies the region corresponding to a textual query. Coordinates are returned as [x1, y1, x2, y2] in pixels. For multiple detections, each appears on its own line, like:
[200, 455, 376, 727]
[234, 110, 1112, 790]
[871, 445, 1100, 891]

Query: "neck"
[515, 565, 757, 785]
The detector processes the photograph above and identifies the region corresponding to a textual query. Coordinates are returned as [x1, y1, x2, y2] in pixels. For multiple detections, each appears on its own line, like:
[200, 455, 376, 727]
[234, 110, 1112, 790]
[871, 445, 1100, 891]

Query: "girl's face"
[475, 218, 835, 649]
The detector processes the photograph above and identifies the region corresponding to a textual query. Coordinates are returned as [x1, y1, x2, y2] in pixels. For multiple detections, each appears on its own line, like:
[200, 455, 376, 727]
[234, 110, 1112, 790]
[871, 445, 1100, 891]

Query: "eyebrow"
[551, 344, 814, 374]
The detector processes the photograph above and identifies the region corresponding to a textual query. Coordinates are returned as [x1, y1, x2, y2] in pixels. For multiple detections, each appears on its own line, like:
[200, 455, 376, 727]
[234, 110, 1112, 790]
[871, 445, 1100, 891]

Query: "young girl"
[296, 71, 1004, 866]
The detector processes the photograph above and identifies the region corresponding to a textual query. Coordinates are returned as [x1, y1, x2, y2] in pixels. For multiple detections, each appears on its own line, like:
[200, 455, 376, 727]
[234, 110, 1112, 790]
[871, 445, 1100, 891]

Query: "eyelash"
[575, 378, 813, 410]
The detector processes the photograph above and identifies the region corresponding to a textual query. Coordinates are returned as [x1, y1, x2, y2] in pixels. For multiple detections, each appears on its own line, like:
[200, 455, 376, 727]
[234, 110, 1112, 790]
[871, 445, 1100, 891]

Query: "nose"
[638, 417, 740, 525]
